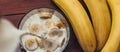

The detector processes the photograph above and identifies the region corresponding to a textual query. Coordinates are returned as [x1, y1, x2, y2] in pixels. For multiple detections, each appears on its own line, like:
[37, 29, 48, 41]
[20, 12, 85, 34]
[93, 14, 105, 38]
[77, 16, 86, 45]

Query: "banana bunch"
[53, 0, 120, 52]
[84, 0, 111, 51]
[101, 0, 120, 52]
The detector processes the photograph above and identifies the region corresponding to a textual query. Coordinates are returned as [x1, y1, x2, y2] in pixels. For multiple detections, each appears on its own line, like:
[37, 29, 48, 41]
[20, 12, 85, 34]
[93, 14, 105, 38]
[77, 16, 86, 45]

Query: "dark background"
[0, 0, 88, 52]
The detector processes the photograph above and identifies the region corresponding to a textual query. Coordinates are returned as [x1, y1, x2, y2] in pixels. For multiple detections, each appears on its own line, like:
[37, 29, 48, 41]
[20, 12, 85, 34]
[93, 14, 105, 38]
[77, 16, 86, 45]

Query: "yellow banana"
[101, 0, 120, 52]
[53, 0, 96, 52]
[84, 0, 111, 51]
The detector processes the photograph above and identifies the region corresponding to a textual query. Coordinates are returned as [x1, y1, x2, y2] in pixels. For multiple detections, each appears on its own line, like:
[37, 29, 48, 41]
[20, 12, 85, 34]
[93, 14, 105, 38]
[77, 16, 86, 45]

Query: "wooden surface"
[0, 0, 86, 52]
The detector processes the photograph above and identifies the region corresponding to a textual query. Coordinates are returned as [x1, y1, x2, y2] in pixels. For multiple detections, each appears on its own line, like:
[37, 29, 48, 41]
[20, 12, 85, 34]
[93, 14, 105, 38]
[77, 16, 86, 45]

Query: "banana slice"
[20, 33, 38, 51]
[44, 19, 54, 29]
[48, 27, 63, 37]
[39, 8, 54, 19]
[56, 22, 64, 29]
[25, 38, 38, 51]
[36, 37, 44, 48]
[29, 24, 42, 35]
[43, 39, 59, 51]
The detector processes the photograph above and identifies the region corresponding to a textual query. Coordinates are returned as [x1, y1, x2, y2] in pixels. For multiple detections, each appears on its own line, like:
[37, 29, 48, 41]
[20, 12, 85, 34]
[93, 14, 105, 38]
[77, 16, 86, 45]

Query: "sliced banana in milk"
[19, 8, 69, 52]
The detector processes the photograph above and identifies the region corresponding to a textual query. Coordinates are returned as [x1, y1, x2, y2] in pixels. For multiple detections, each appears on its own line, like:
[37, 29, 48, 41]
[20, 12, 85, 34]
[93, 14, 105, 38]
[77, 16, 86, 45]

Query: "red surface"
[0, 0, 85, 52]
